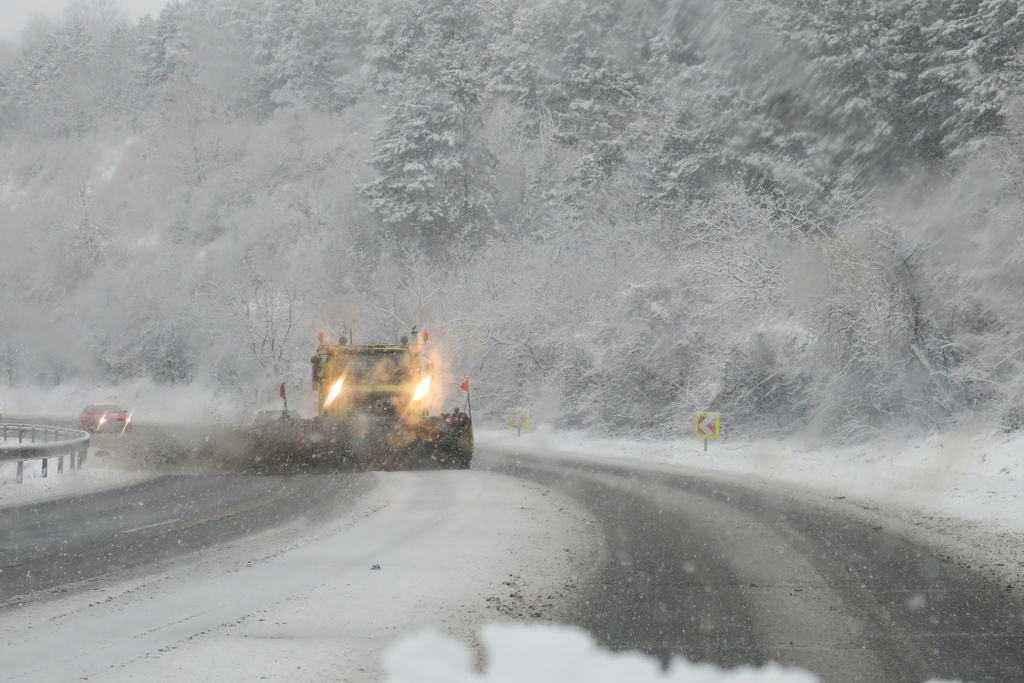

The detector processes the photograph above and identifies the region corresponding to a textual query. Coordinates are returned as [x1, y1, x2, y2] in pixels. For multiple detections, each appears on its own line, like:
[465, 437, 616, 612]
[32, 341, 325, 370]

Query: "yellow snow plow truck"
[296, 330, 473, 470]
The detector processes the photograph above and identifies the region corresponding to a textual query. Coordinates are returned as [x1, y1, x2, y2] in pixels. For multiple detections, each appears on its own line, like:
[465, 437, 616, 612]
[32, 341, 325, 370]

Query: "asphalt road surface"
[482, 450, 1024, 683]
[0, 473, 375, 602]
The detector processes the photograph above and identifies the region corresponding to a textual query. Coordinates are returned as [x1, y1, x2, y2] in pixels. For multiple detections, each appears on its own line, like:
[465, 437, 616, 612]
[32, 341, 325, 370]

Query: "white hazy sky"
[0, 0, 169, 41]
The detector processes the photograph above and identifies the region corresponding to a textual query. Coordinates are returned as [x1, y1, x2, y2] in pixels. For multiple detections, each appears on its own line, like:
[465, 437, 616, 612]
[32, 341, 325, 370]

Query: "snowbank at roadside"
[477, 424, 1024, 536]
[0, 447, 150, 508]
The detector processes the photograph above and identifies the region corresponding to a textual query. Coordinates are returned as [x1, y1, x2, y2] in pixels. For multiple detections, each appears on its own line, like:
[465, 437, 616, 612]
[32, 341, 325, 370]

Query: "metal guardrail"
[0, 424, 91, 483]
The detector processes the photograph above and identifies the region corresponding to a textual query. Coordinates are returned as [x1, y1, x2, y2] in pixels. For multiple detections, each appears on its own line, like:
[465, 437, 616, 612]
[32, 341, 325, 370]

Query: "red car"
[79, 404, 132, 433]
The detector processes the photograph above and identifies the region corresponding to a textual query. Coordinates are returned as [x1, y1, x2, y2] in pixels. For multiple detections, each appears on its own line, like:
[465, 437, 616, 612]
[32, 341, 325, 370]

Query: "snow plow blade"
[245, 414, 473, 472]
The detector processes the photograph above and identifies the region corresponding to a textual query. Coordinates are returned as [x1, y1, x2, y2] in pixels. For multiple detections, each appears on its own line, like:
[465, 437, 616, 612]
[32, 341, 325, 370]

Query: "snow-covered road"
[3, 423, 1022, 683]
[0, 468, 596, 682]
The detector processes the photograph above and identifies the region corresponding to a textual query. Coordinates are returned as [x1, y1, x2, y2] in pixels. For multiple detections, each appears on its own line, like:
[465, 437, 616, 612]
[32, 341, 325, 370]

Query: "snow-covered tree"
[361, 92, 496, 255]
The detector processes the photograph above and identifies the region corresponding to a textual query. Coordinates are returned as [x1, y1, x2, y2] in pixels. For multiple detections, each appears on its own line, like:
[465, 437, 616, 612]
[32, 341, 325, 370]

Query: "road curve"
[0, 474, 375, 602]
[481, 449, 1024, 683]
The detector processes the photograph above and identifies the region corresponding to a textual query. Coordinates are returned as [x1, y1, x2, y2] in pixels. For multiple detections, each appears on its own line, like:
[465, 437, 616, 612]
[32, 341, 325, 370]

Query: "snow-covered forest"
[1, 0, 1023, 439]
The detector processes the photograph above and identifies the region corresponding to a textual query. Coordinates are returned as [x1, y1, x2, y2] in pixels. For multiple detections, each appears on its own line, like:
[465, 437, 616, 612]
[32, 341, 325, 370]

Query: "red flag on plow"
[460, 375, 469, 392]
[280, 381, 286, 400]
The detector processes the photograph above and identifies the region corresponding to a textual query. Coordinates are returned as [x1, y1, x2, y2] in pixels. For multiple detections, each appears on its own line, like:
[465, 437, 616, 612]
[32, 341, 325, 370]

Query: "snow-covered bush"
[711, 324, 812, 436]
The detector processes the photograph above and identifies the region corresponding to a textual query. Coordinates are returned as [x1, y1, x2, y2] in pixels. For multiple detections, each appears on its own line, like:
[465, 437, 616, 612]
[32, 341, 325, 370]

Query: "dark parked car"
[79, 404, 132, 433]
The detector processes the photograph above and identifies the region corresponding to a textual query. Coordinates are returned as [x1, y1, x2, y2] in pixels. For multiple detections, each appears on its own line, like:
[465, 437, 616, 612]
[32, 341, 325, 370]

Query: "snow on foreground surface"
[383, 624, 959, 683]
[385, 624, 820, 683]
